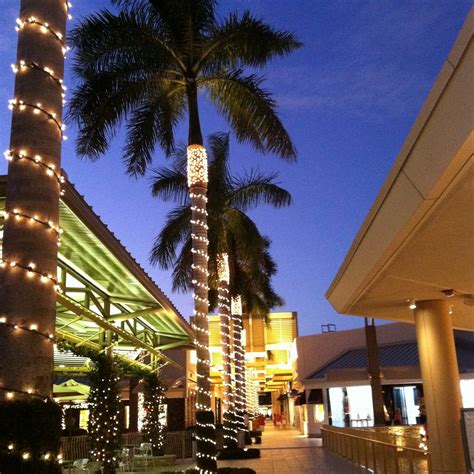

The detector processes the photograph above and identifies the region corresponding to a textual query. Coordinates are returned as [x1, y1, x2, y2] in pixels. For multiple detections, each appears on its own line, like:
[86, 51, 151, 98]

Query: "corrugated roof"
[308, 338, 474, 380]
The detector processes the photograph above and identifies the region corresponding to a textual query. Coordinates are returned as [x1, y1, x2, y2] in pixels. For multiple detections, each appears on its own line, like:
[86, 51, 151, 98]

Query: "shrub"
[0, 398, 62, 473]
[217, 448, 260, 460]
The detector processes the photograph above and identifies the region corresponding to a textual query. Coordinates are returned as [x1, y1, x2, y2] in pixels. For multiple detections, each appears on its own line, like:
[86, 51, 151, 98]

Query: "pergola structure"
[0, 174, 194, 375]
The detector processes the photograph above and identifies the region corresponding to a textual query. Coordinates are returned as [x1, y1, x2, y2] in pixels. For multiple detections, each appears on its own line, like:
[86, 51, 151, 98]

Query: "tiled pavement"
[150, 425, 364, 473]
[217, 425, 364, 473]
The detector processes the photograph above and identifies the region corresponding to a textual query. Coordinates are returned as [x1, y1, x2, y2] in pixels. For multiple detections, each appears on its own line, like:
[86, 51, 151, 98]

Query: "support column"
[365, 318, 385, 426]
[414, 299, 465, 473]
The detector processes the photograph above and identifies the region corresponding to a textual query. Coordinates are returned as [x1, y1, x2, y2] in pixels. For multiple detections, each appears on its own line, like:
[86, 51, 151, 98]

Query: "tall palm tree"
[149, 133, 290, 305]
[150, 132, 290, 445]
[0, 0, 68, 399]
[68, 2, 300, 468]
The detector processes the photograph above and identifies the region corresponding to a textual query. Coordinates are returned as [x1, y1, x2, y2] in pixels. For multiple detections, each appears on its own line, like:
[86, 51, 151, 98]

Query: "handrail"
[321, 427, 428, 454]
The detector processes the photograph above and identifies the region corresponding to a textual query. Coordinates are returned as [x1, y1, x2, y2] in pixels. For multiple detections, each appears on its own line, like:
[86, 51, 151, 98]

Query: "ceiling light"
[441, 289, 456, 298]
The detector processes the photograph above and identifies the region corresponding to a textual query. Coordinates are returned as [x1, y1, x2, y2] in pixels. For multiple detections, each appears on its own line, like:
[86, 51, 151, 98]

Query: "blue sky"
[0, 1, 471, 335]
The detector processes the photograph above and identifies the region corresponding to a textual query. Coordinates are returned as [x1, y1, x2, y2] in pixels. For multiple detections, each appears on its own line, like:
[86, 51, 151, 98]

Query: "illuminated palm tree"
[0, 1, 67, 399]
[150, 132, 289, 446]
[68, 2, 299, 468]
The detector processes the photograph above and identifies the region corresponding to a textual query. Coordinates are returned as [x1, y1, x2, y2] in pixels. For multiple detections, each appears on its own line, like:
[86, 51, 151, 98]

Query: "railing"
[61, 431, 195, 461]
[60, 429, 223, 461]
[322, 425, 431, 474]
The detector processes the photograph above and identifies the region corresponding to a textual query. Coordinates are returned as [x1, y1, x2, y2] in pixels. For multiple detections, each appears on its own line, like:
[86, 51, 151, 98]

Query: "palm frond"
[229, 170, 292, 210]
[149, 206, 191, 269]
[201, 70, 296, 159]
[67, 74, 150, 160]
[224, 209, 267, 258]
[197, 11, 302, 72]
[171, 237, 193, 292]
[122, 82, 186, 175]
[149, 165, 188, 205]
[207, 132, 231, 202]
[70, 9, 179, 78]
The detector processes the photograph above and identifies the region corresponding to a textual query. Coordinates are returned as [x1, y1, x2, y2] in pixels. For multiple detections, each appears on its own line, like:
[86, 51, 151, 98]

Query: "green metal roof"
[0, 175, 193, 372]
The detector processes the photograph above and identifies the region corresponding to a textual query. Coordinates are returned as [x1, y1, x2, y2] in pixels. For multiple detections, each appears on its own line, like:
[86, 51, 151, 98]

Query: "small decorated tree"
[142, 373, 166, 456]
[88, 354, 121, 473]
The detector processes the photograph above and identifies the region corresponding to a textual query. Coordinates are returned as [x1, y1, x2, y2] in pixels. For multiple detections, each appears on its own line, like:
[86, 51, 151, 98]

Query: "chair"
[70, 459, 88, 473]
[117, 448, 132, 472]
[69, 459, 103, 473]
[133, 443, 155, 471]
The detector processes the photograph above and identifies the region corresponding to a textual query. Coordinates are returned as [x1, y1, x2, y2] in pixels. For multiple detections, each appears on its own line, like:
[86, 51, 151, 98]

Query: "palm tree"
[68, 1, 300, 468]
[228, 240, 284, 432]
[0, 0, 68, 399]
[149, 133, 290, 303]
[150, 132, 290, 445]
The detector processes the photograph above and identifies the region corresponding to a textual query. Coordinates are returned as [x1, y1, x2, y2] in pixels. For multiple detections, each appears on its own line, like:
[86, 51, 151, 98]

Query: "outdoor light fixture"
[408, 300, 417, 310]
[441, 289, 456, 298]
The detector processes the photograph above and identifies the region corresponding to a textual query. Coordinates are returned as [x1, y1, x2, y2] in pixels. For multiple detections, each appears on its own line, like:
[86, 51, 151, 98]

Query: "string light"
[217, 254, 238, 447]
[0, 317, 55, 342]
[11, 61, 66, 91]
[0, 386, 51, 400]
[0, 259, 62, 291]
[8, 98, 67, 140]
[4, 149, 66, 187]
[2, 209, 62, 236]
[232, 295, 248, 431]
[188, 145, 217, 471]
[15, 17, 69, 56]
[187, 145, 208, 188]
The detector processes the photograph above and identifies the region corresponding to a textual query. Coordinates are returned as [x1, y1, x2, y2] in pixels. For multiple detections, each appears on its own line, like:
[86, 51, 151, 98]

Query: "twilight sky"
[0, 1, 471, 335]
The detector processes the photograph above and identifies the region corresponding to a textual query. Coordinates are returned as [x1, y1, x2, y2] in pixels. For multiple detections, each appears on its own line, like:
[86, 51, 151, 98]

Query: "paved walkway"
[218, 425, 364, 473]
[149, 425, 363, 473]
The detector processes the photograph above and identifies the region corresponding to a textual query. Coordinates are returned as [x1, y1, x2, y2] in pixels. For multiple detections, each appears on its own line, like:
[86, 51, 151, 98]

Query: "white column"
[414, 299, 466, 473]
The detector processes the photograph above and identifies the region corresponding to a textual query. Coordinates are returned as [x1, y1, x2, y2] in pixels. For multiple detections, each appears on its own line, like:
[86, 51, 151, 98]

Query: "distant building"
[293, 323, 474, 437]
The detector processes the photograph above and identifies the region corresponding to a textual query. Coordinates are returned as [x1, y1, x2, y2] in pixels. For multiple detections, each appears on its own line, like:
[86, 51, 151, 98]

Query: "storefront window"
[461, 379, 474, 408]
[328, 387, 345, 427]
[347, 386, 373, 425]
[314, 404, 324, 423]
[79, 410, 89, 430]
[393, 386, 419, 425]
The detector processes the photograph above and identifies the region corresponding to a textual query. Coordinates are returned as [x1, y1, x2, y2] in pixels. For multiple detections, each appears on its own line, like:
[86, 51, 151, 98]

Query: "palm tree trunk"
[231, 296, 247, 432]
[187, 82, 203, 146]
[187, 143, 217, 470]
[0, 0, 67, 400]
[217, 254, 237, 449]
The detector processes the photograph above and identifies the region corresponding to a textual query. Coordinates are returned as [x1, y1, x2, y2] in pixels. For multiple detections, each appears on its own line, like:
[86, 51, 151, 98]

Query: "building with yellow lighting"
[187, 312, 298, 424]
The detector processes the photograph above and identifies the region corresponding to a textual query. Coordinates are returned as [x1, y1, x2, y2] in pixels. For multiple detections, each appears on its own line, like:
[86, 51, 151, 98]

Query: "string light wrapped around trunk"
[0, 2, 70, 470]
[231, 296, 247, 431]
[0, 0, 70, 403]
[217, 254, 238, 448]
[187, 144, 217, 472]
